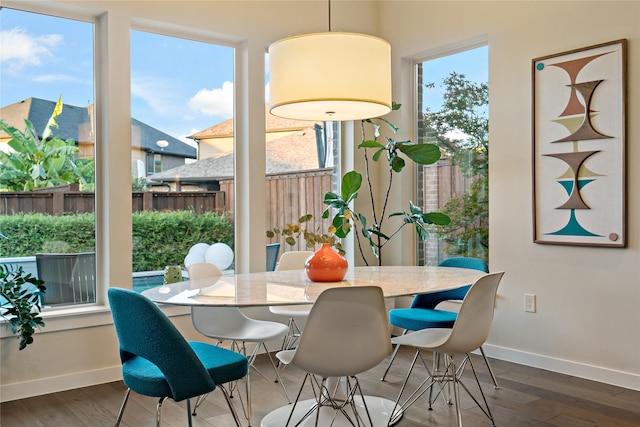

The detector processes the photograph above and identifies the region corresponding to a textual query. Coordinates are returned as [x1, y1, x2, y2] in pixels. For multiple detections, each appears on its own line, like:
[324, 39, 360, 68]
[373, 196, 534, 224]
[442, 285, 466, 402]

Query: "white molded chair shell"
[389, 272, 504, 426]
[187, 262, 288, 342]
[392, 271, 505, 354]
[276, 251, 314, 271]
[187, 262, 291, 421]
[278, 286, 391, 378]
[187, 262, 222, 279]
[192, 306, 290, 343]
[269, 251, 315, 318]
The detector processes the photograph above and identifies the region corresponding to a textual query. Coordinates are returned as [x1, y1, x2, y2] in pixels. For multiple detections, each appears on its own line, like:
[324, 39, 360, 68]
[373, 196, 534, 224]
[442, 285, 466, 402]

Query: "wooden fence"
[222, 168, 334, 251]
[0, 185, 225, 216]
[0, 165, 467, 258]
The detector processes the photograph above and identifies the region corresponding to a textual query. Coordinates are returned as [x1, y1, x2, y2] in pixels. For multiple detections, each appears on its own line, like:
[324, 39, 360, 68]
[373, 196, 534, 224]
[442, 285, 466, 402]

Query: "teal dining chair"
[108, 288, 249, 427]
[381, 257, 498, 389]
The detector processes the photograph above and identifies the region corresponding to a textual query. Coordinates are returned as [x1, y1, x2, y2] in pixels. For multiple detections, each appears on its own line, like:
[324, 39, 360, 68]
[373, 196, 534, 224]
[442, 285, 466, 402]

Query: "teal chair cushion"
[389, 308, 458, 331]
[388, 257, 488, 332]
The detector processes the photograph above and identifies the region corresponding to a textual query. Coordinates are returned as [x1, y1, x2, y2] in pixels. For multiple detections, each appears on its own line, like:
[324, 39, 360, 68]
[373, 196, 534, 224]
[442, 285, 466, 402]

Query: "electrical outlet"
[524, 294, 536, 313]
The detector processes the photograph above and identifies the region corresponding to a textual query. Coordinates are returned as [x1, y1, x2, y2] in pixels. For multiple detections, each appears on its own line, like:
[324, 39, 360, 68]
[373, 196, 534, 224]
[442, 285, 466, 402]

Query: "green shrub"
[0, 211, 233, 272]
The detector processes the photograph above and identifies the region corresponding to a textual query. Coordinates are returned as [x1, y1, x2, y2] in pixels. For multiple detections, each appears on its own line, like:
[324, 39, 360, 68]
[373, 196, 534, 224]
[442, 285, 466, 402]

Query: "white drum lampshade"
[268, 32, 392, 121]
[205, 243, 234, 271]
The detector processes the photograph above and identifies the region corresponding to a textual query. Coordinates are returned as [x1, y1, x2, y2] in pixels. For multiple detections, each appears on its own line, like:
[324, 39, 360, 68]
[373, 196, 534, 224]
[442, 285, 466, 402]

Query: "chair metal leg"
[114, 388, 131, 427]
[380, 329, 408, 381]
[457, 355, 496, 426]
[218, 384, 245, 427]
[247, 342, 291, 403]
[186, 398, 193, 427]
[479, 345, 499, 388]
[279, 317, 303, 355]
[156, 396, 167, 427]
[388, 351, 497, 427]
[449, 357, 463, 427]
[191, 393, 209, 415]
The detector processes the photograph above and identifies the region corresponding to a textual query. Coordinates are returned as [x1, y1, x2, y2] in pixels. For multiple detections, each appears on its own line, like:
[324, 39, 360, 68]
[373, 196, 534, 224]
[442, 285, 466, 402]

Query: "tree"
[0, 97, 94, 191]
[422, 72, 489, 260]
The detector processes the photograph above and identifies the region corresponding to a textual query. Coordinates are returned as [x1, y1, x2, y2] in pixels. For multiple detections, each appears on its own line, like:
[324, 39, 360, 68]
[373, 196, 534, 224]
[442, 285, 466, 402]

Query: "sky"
[1, 7, 487, 146]
[0, 8, 235, 146]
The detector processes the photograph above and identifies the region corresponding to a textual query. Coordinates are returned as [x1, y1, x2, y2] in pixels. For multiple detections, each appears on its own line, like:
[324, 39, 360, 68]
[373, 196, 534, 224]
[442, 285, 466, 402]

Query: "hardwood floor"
[1, 346, 638, 427]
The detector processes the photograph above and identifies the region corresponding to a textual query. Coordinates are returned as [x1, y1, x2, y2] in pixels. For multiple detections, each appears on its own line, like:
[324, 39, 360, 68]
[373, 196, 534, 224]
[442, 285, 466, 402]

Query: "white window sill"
[0, 303, 191, 338]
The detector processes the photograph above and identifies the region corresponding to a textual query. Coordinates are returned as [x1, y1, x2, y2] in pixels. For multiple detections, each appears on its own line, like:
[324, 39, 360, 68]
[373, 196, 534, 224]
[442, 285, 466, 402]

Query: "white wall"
[1, 0, 638, 402]
[380, 0, 640, 389]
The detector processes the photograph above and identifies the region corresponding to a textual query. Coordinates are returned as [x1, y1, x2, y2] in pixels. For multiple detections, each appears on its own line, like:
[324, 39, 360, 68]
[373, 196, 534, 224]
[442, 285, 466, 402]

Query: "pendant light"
[268, 1, 392, 121]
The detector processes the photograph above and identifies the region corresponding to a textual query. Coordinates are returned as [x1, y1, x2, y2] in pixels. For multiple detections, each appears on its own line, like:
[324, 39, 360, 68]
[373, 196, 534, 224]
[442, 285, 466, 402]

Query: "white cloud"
[0, 28, 62, 71]
[33, 74, 84, 84]
[131, 75, 177, 117]
[188, 81, 233, 118]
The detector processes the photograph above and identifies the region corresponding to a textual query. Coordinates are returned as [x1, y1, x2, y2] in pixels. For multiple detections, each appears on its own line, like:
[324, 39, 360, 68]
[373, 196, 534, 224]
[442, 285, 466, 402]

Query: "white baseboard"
[3, 344, 638, 403]
[1, 366, 123, 403]
[482, 343, 640, 391]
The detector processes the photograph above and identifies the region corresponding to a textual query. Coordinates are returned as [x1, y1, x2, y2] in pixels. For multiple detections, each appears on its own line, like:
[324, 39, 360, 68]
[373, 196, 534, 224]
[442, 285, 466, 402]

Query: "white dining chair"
[187, 262, 290, 424]
[268, 250, 314, 351]
[387, 271, 505, 427]
[275, 286, 392, 426]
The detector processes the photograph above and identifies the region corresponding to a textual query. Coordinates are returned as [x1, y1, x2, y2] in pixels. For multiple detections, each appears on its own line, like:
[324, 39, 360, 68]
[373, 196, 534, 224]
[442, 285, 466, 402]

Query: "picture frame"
[532, 39, 627, 247]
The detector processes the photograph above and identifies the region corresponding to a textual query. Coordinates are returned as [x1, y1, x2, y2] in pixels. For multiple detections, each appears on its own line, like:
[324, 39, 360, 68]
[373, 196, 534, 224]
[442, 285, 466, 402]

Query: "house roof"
[189, 106, 320, 140]
[131, 117, 196, 158]
[150, 125, 322, 182]
[0, 98, 196, 158]
[0, 98, 90, 142]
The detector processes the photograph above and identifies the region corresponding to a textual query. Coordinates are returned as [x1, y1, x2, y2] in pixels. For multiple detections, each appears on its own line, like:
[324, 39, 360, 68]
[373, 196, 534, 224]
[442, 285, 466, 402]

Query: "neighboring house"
[150, 110, 331, 191]
[189, 106, 321, 159]
[0, 97, 196, 176]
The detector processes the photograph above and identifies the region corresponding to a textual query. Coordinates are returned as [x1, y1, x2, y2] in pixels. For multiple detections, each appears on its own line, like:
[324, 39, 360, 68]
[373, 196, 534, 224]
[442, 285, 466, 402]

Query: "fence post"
[143, 192, 153, 212]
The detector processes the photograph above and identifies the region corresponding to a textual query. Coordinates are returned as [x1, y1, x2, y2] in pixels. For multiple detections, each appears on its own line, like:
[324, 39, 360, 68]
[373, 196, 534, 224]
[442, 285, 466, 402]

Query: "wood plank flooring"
[1, 346, 638, 426]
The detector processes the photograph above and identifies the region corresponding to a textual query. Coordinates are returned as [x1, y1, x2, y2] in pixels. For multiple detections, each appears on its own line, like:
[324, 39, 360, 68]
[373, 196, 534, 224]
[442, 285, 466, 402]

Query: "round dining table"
[142, 265, 487, 427]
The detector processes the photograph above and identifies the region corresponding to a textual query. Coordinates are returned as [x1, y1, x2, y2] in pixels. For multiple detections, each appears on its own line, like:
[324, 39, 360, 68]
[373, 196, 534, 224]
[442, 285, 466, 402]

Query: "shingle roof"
[150, 125, 322, 182]
[189, 106, 320, 139]
[0, 98, 89, 142]
[1, 98, 196, 158]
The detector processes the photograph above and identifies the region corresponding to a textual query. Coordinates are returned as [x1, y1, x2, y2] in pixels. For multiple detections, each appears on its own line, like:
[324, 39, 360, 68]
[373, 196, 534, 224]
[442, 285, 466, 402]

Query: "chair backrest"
[411, 257, 489, 309]
[290, 286, 391, 378]
[275, 251, 314, 271]
[187, 262, 251, 340]
[36, 252, 96, 305]
[266, 243, 281, 271]
[438, 257, 488, 272]
[108, 288, 216, 401]
[187, 262, 223, 279]
[439, 271, 504, 354]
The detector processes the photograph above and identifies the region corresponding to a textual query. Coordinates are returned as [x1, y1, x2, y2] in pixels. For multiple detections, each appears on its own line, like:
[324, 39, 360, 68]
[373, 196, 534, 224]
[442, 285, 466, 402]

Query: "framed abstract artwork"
[532, 39, 627, 247]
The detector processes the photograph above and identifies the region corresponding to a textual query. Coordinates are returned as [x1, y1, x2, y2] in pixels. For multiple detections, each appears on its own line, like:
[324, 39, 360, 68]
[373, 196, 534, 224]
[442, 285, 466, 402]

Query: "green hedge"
[0, 211, 234, 272]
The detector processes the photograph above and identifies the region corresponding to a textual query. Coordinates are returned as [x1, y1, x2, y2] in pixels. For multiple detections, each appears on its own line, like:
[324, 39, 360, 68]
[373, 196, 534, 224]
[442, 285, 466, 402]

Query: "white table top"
[142, 265, 486, 307]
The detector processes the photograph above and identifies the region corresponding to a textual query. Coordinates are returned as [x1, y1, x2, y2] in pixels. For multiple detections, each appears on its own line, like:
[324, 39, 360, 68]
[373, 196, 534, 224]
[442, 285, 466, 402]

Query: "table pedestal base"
[260, 396, 402, 427]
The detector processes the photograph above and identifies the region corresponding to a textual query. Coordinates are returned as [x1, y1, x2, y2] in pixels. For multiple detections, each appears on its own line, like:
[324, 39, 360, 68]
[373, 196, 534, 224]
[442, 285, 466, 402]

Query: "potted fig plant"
[0, 265, 46, 350]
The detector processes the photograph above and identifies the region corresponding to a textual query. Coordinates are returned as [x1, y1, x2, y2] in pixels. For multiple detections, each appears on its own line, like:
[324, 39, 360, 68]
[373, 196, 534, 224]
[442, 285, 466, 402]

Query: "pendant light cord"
[328, 0, 332, 31]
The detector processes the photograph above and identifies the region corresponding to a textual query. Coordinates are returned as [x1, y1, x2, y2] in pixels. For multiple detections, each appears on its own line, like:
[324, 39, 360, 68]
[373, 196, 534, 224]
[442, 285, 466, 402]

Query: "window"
[416, 45, 489, 265]
[0, 8, 96, 307]
[130, 29, 235, 288]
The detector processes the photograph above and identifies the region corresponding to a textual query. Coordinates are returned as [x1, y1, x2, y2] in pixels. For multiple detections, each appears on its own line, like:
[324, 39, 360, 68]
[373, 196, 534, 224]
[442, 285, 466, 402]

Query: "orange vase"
[305, 243, 348, 282]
